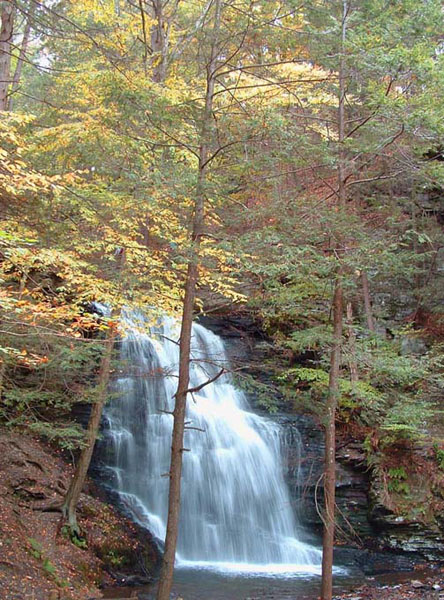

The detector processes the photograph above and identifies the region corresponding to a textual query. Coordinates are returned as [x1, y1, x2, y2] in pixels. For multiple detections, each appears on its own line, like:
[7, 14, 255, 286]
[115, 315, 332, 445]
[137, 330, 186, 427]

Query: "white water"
[103, 313, 322, 574]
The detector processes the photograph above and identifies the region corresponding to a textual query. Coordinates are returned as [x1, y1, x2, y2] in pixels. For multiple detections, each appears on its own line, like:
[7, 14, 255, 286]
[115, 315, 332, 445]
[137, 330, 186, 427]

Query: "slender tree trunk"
[62, 323, 116, 534]
[320, 2, 347, 599]
[346, 302, 358, 391]
[155, 261, 196, 600]
[8, 0, 34, 111]
[361, 271, 375, 332]
[155, 2, 221, 598]
[321, 281, 343, 600]
[139, 0, 149, 74]
[0, 0, 15, 111]
[0, 358, 5, 399]
[150, 0, 169, 83]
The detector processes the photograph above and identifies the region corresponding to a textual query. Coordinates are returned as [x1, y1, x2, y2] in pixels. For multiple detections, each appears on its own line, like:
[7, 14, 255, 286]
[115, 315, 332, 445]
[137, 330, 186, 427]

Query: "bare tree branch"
[182, 368, 225, 396]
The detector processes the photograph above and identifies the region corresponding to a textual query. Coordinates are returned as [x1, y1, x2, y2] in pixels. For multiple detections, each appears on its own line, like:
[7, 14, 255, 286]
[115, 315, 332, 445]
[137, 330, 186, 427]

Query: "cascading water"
[103, 313, 322, 573]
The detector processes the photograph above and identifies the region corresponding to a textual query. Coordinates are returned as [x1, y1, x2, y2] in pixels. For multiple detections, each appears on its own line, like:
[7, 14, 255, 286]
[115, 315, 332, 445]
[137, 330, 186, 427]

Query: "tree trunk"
[361, 271, 375, 332]
[0, 358, 5, 399]
[138, 0, 149, 74]
[150, 0, 169, 83]
[321, 281, 343, 600]
[8, 0, 35, 111]
[0, 0, 15, 111]
[62, 323, 116, 534]
[155, 259, 196, 600]
[320, 2, 347, 599]
[346, 302, 358, 392]
[155, 2, 221, 598]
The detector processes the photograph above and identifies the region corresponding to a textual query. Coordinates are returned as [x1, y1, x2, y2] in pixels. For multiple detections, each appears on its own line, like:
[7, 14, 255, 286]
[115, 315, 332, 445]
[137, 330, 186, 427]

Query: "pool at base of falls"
[102, 564, 358, 600]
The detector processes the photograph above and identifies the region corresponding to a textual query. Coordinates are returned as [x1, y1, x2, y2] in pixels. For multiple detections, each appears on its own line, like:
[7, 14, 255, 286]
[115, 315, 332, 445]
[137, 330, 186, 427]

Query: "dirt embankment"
[0, 430, 159, 600]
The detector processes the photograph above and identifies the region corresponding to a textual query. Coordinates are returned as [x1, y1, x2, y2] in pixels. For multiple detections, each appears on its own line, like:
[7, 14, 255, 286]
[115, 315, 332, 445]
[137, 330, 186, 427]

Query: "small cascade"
[103, 313, 322, 573]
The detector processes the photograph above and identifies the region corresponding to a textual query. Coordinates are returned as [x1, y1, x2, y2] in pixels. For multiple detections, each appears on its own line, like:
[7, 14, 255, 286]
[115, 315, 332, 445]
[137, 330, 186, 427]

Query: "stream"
[102, 567, 355, 599]
[101, 563, 438, 600]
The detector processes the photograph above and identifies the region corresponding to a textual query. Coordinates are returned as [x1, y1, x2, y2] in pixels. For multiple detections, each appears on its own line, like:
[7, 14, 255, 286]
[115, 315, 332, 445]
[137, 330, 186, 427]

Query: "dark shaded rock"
[111, 573, 153, 586]
[334, 547, 423, 575]
[377, 524, 444, 561]
[198, 314, 260, 339]
[271, 413, 374, 543]
[72, 401, 93, 428]
[368, 473, 444, 560]
[285, 413, 444, 559]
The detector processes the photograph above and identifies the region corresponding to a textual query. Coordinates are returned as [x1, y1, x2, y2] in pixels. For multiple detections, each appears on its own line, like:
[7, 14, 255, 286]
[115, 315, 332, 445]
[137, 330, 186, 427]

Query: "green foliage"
[228, 0, 444, 459]
[42, 558, 57, 576]
[2, 389, 71, 416]
[232, 372, 281, 413]
[433, 445, 444, 471]
[279, 332, 438, 440]
[0, 328, 107, 448]
[279, 367, 329, 386]
[362, 435, 377, 466]
[387, 467, 410, 495]
[388, 466, 408, 480]
[285, 327, 334, 353]
[103, 549, 126, 568]
[28, 422, 87, 450]
[28, 538, 43, 559]
[61, 525, 88, 549]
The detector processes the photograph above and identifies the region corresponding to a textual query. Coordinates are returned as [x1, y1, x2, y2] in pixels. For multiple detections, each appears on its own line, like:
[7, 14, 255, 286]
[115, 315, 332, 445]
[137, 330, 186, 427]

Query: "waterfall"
[103, 313, 322, 573]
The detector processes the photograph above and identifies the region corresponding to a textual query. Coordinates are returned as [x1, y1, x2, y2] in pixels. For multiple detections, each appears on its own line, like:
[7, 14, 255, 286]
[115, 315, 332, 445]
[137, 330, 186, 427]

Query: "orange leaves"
[2, 347, 50, 368]
[65, 327, 83, 337]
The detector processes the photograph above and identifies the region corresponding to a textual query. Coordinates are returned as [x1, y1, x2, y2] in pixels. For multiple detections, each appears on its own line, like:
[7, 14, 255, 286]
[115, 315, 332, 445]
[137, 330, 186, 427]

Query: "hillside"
[0, 430, 159, 600]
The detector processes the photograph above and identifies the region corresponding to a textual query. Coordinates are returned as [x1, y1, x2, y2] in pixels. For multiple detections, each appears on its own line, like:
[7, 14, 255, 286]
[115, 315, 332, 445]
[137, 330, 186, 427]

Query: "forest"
[0, 1, 444, 599]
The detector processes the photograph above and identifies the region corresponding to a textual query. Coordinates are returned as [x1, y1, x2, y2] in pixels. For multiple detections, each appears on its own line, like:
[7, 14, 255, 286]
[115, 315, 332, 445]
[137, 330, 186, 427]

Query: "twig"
[183, 368, 225, 395]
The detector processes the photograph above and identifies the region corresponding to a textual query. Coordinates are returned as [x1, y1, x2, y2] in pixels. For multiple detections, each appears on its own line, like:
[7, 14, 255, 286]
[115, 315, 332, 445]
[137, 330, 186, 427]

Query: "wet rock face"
[369, 485, 444, 561]
[275, 413, 375, 543]
[277, 414, 444, 559]
[377, 525, 444, 561]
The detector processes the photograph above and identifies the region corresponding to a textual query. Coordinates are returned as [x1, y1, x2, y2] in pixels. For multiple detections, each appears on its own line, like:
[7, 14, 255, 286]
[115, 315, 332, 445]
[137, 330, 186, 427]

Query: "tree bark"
[150, 0, 169, 83]
[321, 281, 343, 600]
[0, 358, 5, 400]
[8, 0, 35, 110]
[0, 0, 15, 111]
[155, 2, 222, 598]
[320, 2, 347, 599]
[361, 271, 375, 332]
[346, 302, 358, 392]
[62, 323, 116, 534]
[138, 0, 149, 74]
